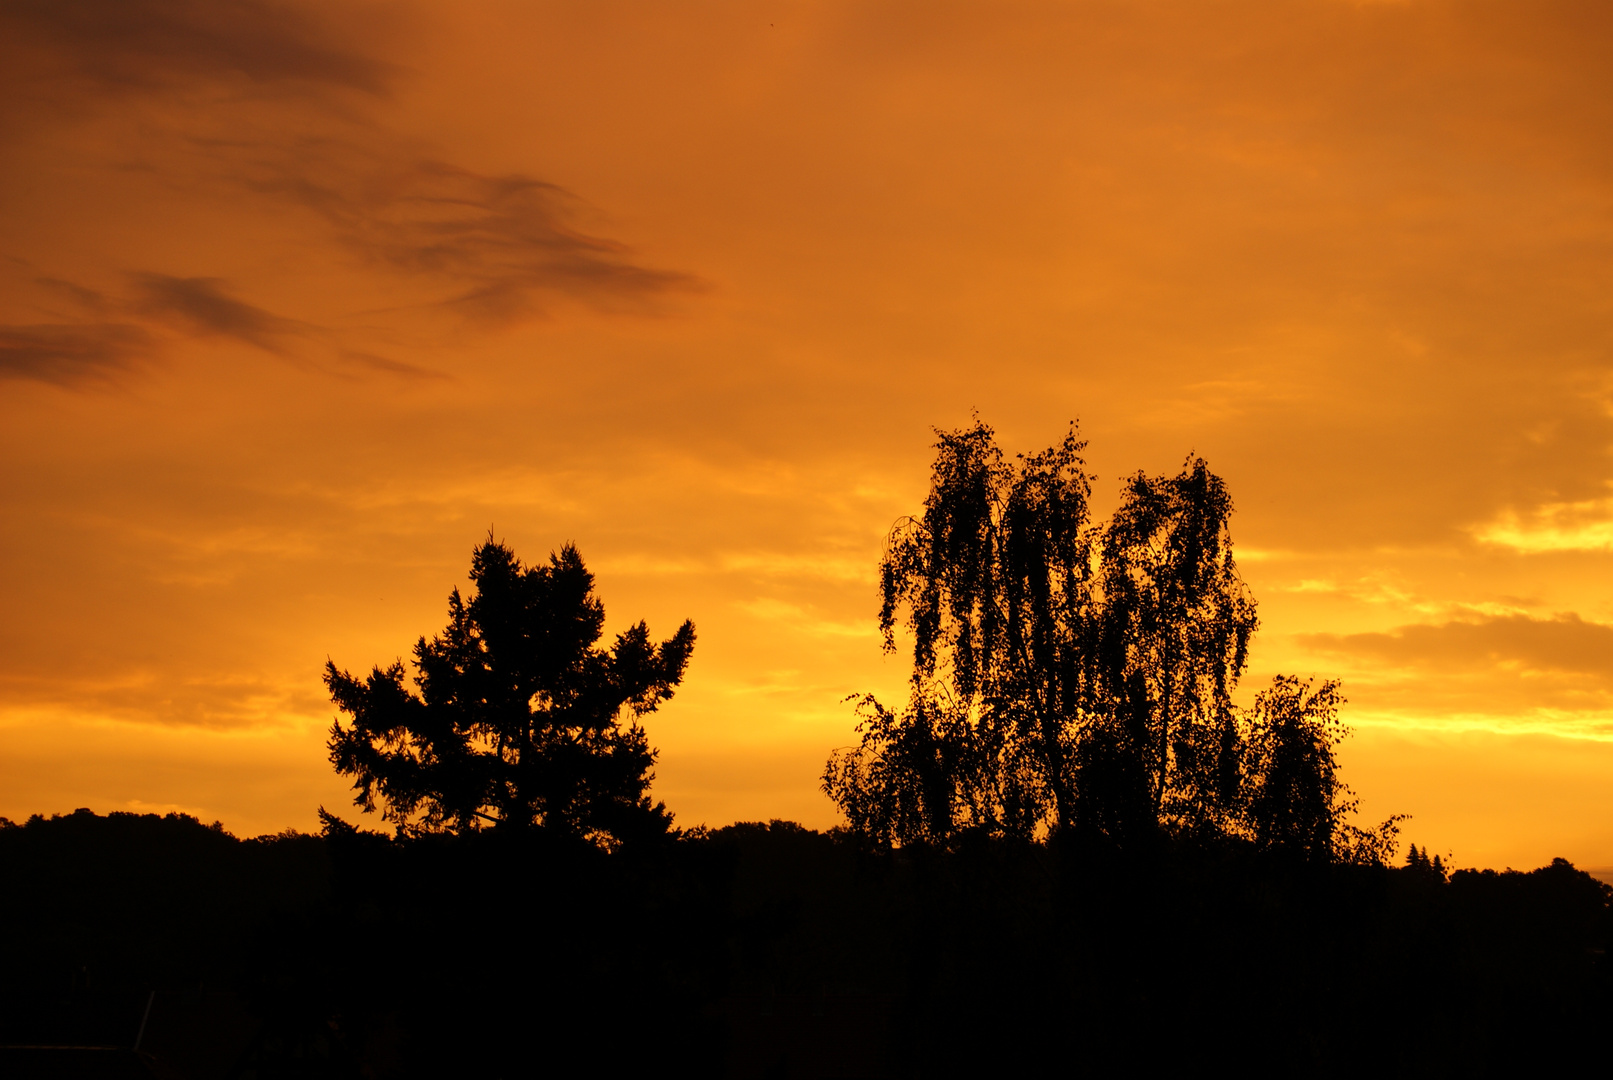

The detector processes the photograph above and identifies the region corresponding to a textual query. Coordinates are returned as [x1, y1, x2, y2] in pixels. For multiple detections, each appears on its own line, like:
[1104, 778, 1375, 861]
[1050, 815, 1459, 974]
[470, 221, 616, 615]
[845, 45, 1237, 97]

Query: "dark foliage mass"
[325, 538, 695, 845]
[825, 420, 1396, 860]
[1, 810, 1609, 1078]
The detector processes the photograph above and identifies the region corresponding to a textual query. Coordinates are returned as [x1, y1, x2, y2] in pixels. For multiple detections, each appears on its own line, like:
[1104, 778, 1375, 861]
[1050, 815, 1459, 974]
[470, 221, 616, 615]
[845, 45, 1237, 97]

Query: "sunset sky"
[4, 0, 1613, 869]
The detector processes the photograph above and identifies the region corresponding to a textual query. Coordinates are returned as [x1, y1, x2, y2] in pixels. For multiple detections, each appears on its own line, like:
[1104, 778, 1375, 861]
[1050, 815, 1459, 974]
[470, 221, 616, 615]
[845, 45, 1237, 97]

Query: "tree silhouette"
[325, 539, 695, 844]
[1240, 675, 1352, 860]
[823, 420, 1379, 852]
[825, 422, 1097, 844]
[1078, 449, 1259, 841]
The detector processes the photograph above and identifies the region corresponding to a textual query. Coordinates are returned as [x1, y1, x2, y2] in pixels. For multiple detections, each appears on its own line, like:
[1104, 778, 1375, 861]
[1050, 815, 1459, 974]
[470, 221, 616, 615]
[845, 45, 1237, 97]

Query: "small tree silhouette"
[1241, 676, 1352, 860]
[325, 538, 695, 845]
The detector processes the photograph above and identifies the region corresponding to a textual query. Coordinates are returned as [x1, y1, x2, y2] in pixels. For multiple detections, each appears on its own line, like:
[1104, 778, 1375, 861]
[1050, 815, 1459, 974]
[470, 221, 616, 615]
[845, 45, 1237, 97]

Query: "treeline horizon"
[2, 805, 1609, 1078]
[4, 804, 1586, 880]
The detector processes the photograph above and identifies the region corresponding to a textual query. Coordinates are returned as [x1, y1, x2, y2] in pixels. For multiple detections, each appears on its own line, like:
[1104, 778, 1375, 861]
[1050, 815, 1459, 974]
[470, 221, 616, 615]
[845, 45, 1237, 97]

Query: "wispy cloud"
[0, 322, 154, 384]
[132, 274, 303, 352]
[237, 154, 700, 324]
[338, 350, 447, 381]
[1, 273, 447, 386]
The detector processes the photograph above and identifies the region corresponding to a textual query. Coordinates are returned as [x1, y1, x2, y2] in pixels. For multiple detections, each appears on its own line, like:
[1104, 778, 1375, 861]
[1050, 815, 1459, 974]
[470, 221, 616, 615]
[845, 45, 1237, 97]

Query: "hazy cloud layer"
[1473, 497, 1613, 555]
[1301, 613, 1613, 682]
[1296, 614, 1613, 724]
[0, 668, 328, 732]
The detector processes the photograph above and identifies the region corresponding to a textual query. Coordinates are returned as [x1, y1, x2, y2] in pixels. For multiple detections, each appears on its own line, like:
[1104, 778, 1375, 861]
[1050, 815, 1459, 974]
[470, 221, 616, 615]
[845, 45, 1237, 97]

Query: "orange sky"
[4, 0, 1613, 869]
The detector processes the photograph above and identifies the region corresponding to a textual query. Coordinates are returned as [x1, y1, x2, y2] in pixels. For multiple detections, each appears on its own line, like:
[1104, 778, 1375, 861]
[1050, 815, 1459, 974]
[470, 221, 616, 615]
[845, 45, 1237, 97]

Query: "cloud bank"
[0, 0, 696, 387]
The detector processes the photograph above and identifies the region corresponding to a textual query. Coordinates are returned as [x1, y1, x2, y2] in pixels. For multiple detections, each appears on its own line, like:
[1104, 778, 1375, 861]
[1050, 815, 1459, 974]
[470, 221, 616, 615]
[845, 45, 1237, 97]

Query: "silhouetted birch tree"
[825, 419, 1289, 849]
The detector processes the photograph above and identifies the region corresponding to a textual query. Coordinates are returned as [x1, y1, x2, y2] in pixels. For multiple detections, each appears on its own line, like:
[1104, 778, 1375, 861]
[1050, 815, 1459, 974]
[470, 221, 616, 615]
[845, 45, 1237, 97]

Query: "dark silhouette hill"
[2, 809, 1609, 1078]
[0, 809, 328, 1078]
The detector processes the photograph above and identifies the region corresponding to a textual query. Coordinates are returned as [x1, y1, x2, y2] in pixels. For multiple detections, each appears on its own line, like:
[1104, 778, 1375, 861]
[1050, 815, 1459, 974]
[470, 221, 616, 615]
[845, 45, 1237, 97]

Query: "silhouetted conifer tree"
[1402, 842, 1450, 881]
[325, 539, 695, 845]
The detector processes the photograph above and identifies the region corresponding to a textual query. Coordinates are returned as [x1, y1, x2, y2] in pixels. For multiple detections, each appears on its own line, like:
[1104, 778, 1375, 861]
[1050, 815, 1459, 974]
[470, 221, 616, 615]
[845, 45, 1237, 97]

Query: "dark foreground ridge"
[1, 809, 1609, 1078]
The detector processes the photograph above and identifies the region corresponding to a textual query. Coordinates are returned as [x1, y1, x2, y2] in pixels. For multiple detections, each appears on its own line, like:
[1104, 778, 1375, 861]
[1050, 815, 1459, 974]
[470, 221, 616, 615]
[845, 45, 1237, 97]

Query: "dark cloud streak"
[132, 274, 303, 353]
[235, 154, 702, 324]
[3, 272, 460, 387]
[34, 278, 112, 315]
[1, 0, 396, 96]
[0, 323, 154, 385]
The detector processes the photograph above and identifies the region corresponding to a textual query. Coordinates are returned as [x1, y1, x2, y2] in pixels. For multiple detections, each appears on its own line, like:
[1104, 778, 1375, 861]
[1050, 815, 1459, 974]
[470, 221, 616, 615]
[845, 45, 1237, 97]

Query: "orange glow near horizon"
[4, 1, 1613, 871]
